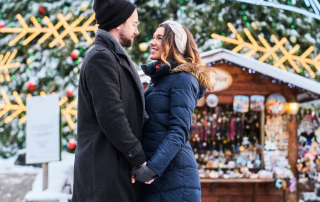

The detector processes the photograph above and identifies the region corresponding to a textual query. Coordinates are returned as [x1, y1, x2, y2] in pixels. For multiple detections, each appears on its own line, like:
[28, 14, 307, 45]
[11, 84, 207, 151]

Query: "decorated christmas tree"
[0, 0, 319, 158]
[0, 0, 95, 157]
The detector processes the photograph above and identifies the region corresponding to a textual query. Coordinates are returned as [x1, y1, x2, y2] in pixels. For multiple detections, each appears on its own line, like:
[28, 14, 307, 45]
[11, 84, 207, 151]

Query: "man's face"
[119, 9, 139, 47]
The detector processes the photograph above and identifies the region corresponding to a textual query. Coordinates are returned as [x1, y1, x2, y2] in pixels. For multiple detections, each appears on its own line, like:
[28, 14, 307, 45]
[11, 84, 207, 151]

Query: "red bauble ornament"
[39, 6, 45, 14]
[0, 22, 4, 29]
[67, 91, 73, 98]
[68, 139, 77, 150]
[28, 82, 35, 91]
[70, 50, 80, 60]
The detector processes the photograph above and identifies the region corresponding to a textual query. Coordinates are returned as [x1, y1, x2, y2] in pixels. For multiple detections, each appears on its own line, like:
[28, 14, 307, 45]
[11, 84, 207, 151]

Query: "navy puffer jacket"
[141, 59, 216, 202]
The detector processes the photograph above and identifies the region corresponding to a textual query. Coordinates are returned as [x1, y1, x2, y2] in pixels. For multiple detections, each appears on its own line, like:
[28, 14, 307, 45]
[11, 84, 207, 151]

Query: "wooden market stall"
[196, 49, 320, 202]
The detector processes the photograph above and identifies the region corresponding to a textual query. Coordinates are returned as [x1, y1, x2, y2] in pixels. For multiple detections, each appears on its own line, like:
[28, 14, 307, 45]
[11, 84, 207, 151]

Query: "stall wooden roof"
[200, 49, 320, 95]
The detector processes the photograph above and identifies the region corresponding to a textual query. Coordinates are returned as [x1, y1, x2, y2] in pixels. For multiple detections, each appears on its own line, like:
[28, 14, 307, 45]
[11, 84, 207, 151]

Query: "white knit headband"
[161, 20, 187, 55]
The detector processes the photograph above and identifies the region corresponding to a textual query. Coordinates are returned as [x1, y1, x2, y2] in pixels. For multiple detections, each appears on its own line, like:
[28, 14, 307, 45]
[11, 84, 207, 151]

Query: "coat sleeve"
[85, 50, 146, 168]
[147, 73, 198, 177]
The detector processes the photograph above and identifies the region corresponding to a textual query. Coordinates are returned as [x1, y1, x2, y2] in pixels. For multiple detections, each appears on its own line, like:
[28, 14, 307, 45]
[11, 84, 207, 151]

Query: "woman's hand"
[130, 165, 158, 184]
[131, 162, 147, 183]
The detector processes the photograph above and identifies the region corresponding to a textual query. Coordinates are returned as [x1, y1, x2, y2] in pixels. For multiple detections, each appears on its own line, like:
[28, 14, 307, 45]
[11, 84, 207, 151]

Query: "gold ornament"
[26, 57, 35, 66]
[81, 2, 89, 11]
[251, 22, 258, 30]
[290, 35, 297, 43]
[139, 42, 148, 52]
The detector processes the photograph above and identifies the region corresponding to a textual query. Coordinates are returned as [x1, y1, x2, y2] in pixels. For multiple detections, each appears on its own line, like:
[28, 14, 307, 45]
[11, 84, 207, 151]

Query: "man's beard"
[120, 34, 132, 48]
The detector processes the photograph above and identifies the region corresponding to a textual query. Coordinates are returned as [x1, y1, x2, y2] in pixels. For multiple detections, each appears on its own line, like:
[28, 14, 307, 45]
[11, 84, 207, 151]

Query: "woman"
[131, 20, 216, 202]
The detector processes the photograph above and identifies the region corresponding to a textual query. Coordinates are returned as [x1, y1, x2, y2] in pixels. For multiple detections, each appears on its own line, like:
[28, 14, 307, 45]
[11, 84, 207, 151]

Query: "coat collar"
[141, 59, 180, 82]
[95, 29, 128, 59]
[94, 29, 148, 121]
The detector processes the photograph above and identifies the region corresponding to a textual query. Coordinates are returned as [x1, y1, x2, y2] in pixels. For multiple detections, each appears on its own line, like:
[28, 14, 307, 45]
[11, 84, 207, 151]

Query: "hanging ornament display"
[27, 82, 35, 91]
[68, 138, 77, 150]
[275, 178, 283, 189]
[233, 95, 249, 113]
[38, 6, 45, 14]
[70, 50, 80, 60]
[266, 93, 286, 115]
[206, 94, 219, 108]
[26, 57, 35, 66]
[139, 42, 148, 52]
[81, 1, 89, 11]
[0, 22, 4, 28]
[290, 35, 297, 43]
[250, 95, 265, 111]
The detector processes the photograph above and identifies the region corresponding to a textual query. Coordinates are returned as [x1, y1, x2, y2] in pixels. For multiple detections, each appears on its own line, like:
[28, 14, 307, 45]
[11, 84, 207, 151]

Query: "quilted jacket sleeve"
[147, 73, 199, 177]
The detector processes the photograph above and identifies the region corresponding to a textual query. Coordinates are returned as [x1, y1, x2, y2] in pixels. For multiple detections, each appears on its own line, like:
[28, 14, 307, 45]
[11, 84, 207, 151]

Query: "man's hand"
[131, 162, 146, 183]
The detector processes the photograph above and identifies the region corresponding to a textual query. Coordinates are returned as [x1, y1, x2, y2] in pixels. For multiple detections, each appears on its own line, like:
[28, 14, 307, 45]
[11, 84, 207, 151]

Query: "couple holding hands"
[72, 0, 216, 201]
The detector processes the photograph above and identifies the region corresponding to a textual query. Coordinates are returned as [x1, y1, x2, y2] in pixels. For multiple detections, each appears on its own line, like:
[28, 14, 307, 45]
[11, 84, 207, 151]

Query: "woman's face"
[150, 27, 165, 62]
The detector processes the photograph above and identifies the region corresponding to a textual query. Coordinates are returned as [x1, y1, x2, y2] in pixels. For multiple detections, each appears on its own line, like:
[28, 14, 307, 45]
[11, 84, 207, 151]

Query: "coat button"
[150, 83, 154, 86]
[128, 151, 133, 157]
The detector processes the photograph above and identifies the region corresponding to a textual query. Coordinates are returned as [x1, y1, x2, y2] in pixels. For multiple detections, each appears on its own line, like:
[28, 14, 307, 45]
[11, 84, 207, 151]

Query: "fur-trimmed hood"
[171, 63, 217, 91]
[142, 60, 217, 91]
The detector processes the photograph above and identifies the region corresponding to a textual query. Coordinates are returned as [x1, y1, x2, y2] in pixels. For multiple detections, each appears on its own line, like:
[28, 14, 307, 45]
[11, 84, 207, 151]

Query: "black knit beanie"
[93, 0, 136, 31]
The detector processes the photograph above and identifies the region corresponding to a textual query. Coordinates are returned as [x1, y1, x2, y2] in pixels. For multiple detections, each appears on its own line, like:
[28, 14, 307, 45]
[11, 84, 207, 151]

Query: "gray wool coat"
[72, 29, 148, 202]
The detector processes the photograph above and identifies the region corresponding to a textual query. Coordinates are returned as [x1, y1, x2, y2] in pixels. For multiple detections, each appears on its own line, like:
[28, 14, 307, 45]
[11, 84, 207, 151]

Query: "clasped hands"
[131, 162, 158, 184]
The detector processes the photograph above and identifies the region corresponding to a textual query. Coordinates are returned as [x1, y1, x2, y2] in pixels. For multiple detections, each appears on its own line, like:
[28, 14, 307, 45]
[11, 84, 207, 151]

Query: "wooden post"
[286, 115, 298, 202]
[286, 115, 298, 178]
[260, 110, 265, 168]
[42, 163, 48, 190]
[252, 183, 258, 202]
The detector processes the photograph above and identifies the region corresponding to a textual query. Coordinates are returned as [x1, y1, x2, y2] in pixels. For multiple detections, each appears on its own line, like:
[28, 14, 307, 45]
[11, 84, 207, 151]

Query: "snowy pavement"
[0, 150, 41, 202]
[0, 173, 36, 202]
[0, 150, 75, 202]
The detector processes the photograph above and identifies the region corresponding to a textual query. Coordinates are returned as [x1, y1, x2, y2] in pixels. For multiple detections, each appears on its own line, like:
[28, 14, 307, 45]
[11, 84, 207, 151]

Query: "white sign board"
[26, 94, 60, 164]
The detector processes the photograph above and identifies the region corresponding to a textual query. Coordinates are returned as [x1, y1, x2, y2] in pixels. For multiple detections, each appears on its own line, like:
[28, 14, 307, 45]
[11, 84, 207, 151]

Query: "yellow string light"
[0, 90, 77, 129]
[0, 13, 98, 47]
[0, 90, 26, 123]
[211, 22, 320, 78]
[0, 49, 21, 82]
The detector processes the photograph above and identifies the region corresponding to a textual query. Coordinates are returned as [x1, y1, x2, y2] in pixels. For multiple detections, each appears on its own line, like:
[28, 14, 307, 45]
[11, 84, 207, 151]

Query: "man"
[72, 0, 149, 201]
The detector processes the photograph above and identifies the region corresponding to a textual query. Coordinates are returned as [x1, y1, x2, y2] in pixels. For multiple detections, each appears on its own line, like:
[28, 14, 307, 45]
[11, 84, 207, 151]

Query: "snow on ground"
[0, 149, 41, 175]
[0, 149, 75, 202]
[24, 151, 75, 202]
[0, 149, 40, 202]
